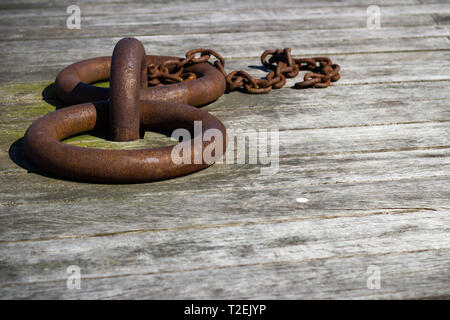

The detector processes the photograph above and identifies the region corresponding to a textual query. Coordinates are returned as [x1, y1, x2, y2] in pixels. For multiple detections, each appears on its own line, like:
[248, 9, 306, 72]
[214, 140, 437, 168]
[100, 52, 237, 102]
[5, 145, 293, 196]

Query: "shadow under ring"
[23, 100, 227, 183]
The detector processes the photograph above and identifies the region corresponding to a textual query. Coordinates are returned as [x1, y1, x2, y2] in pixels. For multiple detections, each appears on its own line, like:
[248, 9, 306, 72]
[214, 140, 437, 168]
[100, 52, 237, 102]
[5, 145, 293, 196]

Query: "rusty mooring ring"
[55, 55, 226, 107]
[24, 100, 226, 183]
[24, 37, 227, 183]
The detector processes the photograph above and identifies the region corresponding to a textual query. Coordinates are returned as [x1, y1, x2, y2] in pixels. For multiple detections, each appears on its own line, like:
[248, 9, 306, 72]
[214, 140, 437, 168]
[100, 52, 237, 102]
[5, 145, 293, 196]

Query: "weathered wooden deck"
[0, 0, 449, 299]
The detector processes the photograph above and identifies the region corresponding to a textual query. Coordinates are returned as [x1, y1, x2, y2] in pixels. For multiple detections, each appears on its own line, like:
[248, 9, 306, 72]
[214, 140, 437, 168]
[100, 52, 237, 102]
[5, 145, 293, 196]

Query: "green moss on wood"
[0, 80, 177, 150]
[0, 102, 55, 123]
[0, 126, 27, 147]
[65, 132, 174, 150]
[92, 81, 110, 88]
[1, 82, 53, 97]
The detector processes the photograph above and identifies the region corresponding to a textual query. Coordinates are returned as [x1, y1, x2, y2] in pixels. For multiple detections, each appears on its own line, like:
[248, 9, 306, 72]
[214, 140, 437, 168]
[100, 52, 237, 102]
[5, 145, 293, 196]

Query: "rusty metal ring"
[54, 55, 226, 107]
[24, 100, 226, 183]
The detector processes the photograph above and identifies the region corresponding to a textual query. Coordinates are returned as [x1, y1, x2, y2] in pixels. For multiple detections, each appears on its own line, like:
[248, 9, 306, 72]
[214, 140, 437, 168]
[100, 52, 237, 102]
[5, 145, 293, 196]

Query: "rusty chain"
[147, 48, 340, 93]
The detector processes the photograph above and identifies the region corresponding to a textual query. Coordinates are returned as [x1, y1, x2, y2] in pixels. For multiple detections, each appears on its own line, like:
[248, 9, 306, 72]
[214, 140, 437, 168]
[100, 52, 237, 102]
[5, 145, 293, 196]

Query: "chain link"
[147, 48, 340, 93]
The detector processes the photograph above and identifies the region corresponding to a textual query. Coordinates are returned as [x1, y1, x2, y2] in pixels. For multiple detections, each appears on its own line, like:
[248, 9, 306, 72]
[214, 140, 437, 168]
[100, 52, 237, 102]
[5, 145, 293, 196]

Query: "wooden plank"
[0, 1, 436, 42]
[2, 74, 450, 126]
[0, 0, 421, 17]
[1, 172, 449, 241]
[2, 25, 449, 57]
[0, 211, 448, 299]
[1, 28, 449, 85]
[1, 249, 449, 299]
[0, 14, 437, 41]
[2, 210, 449, 272]
[4, 115, 448, 172]
[2, 49, 450, 86]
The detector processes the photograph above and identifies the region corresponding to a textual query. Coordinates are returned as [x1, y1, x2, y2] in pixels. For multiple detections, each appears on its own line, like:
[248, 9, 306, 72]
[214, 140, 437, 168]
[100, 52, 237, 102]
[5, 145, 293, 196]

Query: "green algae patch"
[92, 81, 110, 88]
[0, 101, 55, 123]
[0, 80, 107, 108]
[0, 80, 174, 151]
[3, 82, 51, 95]
[0, 81, 54, 102]
[64, 131, 174, 150]
[0, 81, 68, 125]
[0, 126, 27, 148]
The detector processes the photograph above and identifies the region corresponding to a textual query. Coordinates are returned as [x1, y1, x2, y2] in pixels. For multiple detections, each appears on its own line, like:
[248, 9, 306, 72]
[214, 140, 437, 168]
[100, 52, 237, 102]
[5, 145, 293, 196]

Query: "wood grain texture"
[1, 210, 449, 299]
[0, 0, 449, 299]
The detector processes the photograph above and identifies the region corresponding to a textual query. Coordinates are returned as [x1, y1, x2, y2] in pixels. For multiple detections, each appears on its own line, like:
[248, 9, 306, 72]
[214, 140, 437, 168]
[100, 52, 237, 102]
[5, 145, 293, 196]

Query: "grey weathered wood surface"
[0, 0, 449, 299]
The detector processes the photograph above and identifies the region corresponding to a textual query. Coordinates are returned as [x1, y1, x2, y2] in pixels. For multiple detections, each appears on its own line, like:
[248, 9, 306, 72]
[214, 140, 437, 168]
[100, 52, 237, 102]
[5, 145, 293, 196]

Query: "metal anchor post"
[109, 38, 147, 141]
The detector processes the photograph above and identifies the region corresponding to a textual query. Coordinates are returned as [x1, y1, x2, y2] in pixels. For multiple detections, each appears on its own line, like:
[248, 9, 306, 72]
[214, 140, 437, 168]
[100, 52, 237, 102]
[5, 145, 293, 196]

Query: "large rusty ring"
[24, 38, 227, 183]
[54, 48, 226, 109]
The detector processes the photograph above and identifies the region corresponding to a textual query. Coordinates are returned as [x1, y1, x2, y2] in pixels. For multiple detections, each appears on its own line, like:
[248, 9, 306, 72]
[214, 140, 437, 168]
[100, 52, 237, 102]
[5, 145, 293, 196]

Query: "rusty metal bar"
[109, 37, 148, 141]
